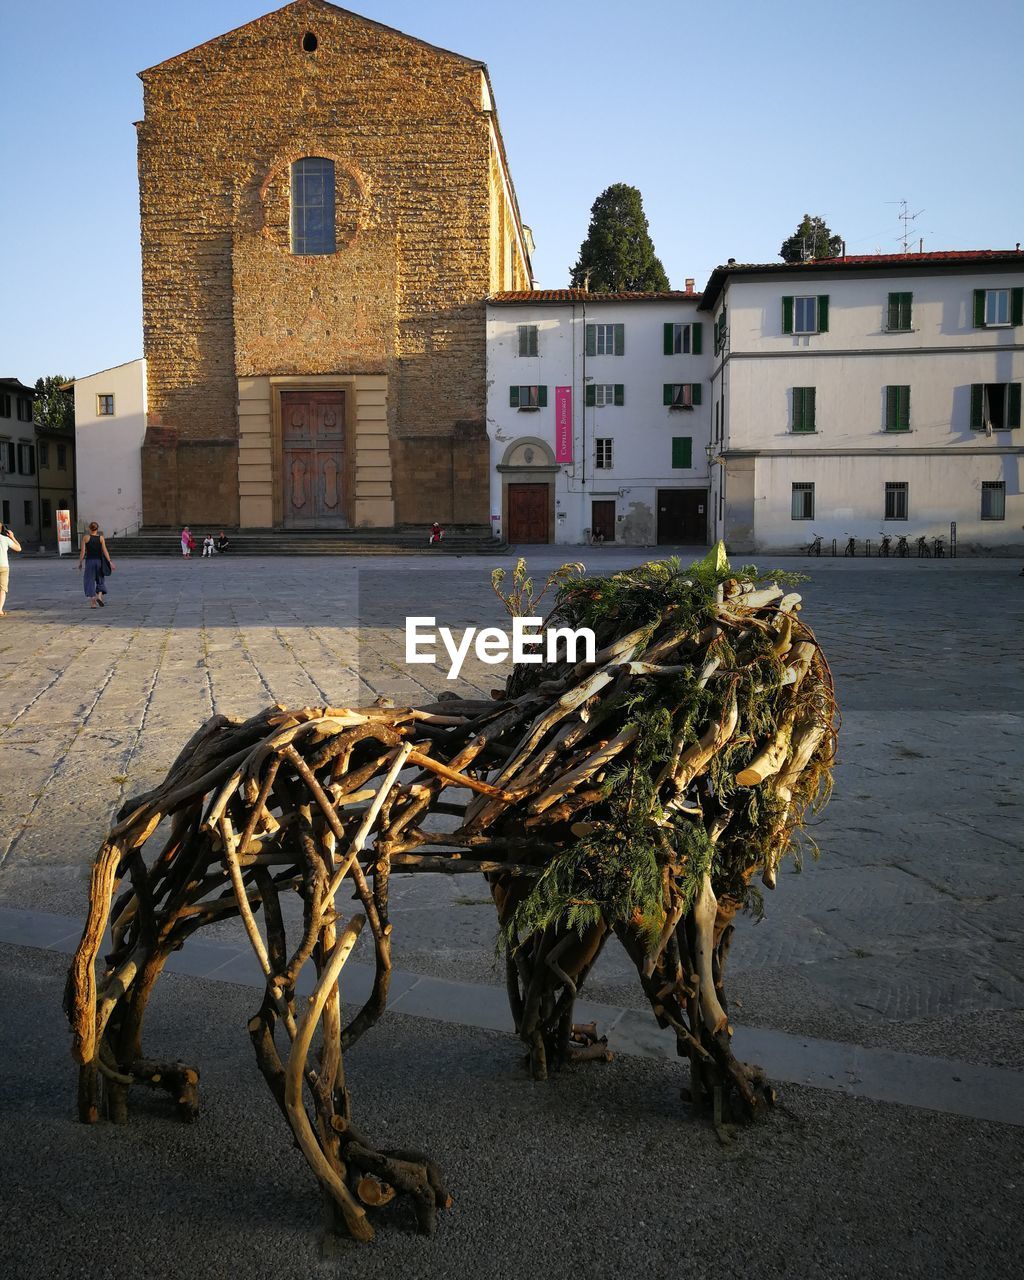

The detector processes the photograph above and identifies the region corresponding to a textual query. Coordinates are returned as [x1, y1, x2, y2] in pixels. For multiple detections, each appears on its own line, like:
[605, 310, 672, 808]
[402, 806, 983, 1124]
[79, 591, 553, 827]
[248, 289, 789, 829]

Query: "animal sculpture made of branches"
[66, 552, 836, 1242]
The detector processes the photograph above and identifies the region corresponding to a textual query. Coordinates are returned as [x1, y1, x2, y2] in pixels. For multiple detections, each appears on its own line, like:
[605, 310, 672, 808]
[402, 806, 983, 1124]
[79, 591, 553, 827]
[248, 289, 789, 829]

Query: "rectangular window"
[792, 387, 816, 432]
[664, 383, 702, 409]
[783, 294, 829, 335]
[97, 394, 114, 416]
[981, 481, 1006, 520]
[663, 322, 703, 355]
[885, 385, 911, 432]
[39, 442, 50, 468]
[17, 442, 35, 475]
[595, 438, 613, 469]
[517, 324, 538, 357]
[585, 323, 625, 356]
[23, 499, 33, 524]
[791, 483, 814, 520]
[0, 440, 13, 474]
[887, 292, 913, 331]
[971, 383, 1022, 431]
[17, 397, 32, 422]
[509, 385, 547, 410]
[290, 157, 336, 255]
[57, 443, 67, 469]
[884, 481, 909, 521]
[671, 437, 692, 469]
[41, 498, 52, 527]
[0, 393, 10, 417]
[974, 287, 1023, 328]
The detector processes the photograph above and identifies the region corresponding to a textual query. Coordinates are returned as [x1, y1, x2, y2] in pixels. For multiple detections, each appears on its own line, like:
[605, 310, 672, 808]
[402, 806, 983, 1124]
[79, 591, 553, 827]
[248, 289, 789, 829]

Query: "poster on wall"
[555, 386, 573, 463]
[56, 509, 72, 556]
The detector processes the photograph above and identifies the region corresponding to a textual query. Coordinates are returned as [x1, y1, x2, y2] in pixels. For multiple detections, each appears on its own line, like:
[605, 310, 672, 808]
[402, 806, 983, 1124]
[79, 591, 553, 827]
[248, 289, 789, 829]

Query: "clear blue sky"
[2, 0, 1022, 384]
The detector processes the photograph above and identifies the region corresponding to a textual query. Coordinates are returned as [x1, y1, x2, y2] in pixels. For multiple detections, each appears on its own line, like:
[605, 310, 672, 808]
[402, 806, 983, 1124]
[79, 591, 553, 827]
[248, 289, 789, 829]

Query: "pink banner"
[555, 386, 573, 463]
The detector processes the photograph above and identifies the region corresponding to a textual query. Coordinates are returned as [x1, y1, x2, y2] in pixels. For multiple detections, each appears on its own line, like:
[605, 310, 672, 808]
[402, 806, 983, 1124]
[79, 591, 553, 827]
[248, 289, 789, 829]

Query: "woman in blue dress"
[77, 522, 114, 608]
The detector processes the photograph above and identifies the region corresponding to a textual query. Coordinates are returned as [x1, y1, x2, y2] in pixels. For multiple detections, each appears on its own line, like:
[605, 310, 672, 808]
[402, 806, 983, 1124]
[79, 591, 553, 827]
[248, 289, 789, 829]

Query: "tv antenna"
[892, 198, 925, 253]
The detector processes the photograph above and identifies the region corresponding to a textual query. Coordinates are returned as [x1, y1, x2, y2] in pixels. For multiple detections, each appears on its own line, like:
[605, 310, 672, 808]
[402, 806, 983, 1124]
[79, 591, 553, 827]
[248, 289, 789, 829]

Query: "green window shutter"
[885, 386, 897, 431]
[973, 290, 986, 328]
[903, 293, 913, 328]
[614, 384, 624, 406]
[807, 386, 816, 430]
[793, 388, 805, 431]
[585, 384, 596, 407]
[585, 325, 596, 357]
[509, 386, 519, 408]
[817, 295, 830, 333]
[1011, 288, 1024, 326]
[782, 296, 794, 334]
[614, 323, 625, 356]
[537, 385, 547, 408]
[672, 437, 692, 468]
[899, 386, 910, 430]
[663, 323, 674, 355]
[692, 322, 702, 355]
[517, 327, 527, 357]
[1009, 382, 1022, 428]
[970, 384, 983, 429]
[691, 382, 702, 406]
[663, 384, 673, 406]
[887, 293, 902, 330]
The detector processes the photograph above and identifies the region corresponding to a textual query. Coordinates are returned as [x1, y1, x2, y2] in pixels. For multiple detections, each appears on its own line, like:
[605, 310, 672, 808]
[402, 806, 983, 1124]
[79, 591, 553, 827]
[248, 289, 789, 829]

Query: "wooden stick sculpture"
[66, 551, 836, 1242]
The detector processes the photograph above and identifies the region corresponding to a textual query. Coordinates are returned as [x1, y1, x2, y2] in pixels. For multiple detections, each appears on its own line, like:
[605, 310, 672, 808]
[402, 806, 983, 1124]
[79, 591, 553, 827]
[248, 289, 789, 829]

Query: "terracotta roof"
[490, 290, 702, 304]
[699, 249, 1024, 310]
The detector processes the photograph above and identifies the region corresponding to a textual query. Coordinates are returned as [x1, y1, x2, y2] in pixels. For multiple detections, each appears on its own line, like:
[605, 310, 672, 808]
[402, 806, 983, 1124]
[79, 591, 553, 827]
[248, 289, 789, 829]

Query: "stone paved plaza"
[1, 549, 1022, 1066]
[1, 548, 1022, 1278]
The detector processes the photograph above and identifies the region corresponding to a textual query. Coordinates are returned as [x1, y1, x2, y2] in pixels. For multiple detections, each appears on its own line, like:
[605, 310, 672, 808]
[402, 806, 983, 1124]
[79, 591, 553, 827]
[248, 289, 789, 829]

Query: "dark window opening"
[302, 32, 318, 52]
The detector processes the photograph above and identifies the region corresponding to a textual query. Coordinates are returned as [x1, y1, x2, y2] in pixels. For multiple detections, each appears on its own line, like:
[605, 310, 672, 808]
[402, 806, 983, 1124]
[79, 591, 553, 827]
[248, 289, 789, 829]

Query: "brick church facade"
[137, 0, 532, 530]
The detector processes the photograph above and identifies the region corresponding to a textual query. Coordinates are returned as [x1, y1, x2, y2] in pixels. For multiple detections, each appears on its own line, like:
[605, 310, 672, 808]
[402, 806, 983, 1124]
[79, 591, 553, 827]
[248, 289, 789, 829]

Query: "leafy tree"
[779, 214, 844, 263]
[33, 375, 75, 430]
[570, 183, 670, 292]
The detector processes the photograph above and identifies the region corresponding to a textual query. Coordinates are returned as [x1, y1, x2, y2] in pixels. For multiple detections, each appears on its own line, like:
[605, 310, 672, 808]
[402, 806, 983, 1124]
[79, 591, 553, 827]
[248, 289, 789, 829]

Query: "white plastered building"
[72, 359, 147, 537]
[486, 290, 713, 545]
[699, 251, 1024, 554]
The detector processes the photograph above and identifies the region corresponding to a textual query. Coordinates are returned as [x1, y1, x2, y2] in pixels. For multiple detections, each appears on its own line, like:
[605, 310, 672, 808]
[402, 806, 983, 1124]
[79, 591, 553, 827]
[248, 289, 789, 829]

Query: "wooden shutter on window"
[817, 295, 830, 333]
[970, 384, 984, 429]
[806, 386, 816, 429]
[510, 386, 520, 408]
[613, 324, 625, 356]
[692, 322, 702, 354]
[537, 386, 548, 408]
[1009, 382, 1022, 428]
[973, 290, 986, 328]
[614, 384, 624, 406]
[691, 382, 702, 405]
[672, 437, 692, 468]
[663, 384, 674, 406]
[663, 323, 674, 355]
[885, 387, 897, 431]
[1012, 288, 1024, 326]
[585, 325, 596, 357]
[782, 296, 794, 334]
[585, 385, 596, 407]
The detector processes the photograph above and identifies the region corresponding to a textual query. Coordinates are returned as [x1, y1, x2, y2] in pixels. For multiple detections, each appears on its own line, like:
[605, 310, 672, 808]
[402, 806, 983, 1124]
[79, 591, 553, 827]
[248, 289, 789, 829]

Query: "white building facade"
[72, 359, 147, 537]
[699, 251, 1024, 554]
[486, 291, 713, 545]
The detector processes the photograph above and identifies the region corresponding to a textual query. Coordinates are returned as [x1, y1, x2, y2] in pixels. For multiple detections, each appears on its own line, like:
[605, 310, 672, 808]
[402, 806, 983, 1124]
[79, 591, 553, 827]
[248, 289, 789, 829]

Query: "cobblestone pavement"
[1, 551, 1021, 1067]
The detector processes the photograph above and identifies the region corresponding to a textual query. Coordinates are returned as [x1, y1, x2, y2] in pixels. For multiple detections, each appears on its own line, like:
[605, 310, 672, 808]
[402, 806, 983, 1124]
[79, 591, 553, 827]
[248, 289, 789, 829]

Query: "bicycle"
[895, 534, 909, 557]
[804, 532, 823, 556]
[878, 532, 892, 557]
[844, 535, 856, 557]
[916, 535, 931, 558]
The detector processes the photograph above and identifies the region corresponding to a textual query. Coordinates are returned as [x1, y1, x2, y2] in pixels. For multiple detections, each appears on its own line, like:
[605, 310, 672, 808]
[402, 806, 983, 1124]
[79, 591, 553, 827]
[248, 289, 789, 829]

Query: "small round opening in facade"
[301, 31, 318, 52]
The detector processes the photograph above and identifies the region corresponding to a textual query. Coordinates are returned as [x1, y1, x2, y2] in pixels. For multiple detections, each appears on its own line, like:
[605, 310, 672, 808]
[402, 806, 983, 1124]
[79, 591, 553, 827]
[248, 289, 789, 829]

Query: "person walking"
[0, 521, 22, 616]
[78, 521, 114, 608]
[181, 526, 193, 558]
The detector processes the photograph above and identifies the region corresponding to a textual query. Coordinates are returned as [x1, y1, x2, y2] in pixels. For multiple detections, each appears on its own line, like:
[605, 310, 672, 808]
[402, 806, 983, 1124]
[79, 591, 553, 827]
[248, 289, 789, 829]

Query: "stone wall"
[137, 0, 530, 527]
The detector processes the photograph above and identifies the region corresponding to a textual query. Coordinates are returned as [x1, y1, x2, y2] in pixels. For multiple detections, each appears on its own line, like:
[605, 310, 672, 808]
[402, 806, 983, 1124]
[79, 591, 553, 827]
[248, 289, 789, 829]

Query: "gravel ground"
[5, 943, 1019, 1280]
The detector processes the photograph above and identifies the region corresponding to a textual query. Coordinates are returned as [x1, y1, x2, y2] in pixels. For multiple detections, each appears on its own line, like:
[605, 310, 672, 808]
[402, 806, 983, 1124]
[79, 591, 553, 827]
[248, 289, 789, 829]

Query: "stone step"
[104, 527, 508, 557]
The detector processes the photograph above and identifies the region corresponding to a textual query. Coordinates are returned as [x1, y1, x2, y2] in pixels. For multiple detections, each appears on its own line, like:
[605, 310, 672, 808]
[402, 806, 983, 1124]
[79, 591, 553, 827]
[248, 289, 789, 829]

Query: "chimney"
[685, 277, 695, 295]
[727, 257, 736, 266]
